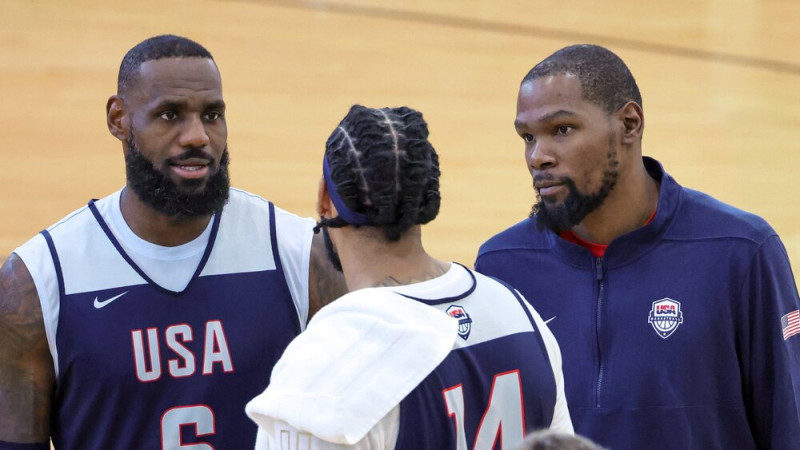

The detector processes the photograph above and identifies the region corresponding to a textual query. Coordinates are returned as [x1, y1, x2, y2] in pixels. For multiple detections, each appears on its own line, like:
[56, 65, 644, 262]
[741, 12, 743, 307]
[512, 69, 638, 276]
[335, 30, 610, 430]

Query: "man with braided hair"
[246, 104, 573, 449]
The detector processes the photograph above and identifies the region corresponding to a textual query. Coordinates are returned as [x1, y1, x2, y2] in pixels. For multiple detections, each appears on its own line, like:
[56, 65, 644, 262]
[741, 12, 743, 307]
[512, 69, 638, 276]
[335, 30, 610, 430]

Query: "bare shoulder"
[307, 232, 347, 319]
[0, 253, 54, 441]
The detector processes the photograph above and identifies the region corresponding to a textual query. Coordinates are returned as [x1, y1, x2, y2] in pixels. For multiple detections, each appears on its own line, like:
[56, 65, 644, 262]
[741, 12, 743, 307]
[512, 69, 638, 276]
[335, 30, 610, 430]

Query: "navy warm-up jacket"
[476, 157, 800, 450]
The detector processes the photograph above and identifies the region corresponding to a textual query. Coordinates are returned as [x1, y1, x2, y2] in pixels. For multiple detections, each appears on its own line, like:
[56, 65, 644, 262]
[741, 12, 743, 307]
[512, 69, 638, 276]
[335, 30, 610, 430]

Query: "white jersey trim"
[517, 289, 574, 434]
[103, 189, 211, 291]
[13, 187, 314, 377]
[273, 205, 314, 329]
[14, 232, 62, 377]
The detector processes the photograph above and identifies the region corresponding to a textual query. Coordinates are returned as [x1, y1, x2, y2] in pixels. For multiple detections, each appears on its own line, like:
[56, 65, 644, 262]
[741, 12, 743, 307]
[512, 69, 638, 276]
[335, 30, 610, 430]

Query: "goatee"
[530, 145, 619, 233]
[125, 132, 230, 220]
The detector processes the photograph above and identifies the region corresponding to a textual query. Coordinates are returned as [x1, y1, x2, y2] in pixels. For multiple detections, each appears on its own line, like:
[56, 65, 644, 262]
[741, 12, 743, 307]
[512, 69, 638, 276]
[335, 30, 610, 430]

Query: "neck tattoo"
[374, 265, 447, 287]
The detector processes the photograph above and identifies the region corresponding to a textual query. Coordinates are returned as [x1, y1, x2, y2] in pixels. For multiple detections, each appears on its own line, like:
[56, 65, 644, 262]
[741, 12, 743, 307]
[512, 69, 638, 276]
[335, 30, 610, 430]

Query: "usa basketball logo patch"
[648, 298, 683, 339]
[446, 305, 473, 340]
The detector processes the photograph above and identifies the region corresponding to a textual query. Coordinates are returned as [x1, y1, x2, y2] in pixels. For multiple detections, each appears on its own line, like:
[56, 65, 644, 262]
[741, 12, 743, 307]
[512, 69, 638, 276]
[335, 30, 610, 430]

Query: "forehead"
[515, 74, 602, 127]
[128, 57, 222, 106]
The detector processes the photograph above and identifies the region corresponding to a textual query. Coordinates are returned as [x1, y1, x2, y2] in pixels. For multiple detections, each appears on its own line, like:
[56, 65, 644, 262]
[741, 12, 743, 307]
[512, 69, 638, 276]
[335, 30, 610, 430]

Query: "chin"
[175, 178, 208, 192]
[540, 197, 564, 208]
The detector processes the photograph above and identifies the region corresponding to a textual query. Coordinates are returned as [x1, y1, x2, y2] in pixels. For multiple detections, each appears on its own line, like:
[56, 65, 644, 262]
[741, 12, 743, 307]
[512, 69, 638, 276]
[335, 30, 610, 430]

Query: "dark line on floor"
[235, 0, 800, 76]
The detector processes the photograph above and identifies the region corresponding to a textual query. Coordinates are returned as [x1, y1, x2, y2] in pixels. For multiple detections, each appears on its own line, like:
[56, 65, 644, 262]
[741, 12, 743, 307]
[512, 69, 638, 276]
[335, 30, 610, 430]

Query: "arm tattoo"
[0, 254, 54, 441]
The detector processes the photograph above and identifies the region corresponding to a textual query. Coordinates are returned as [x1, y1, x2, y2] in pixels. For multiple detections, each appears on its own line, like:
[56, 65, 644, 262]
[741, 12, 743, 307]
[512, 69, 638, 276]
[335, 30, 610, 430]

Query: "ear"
[106, 95, 129, 142]
[316, 177, 337, 219]
[618, 101, 644, 145]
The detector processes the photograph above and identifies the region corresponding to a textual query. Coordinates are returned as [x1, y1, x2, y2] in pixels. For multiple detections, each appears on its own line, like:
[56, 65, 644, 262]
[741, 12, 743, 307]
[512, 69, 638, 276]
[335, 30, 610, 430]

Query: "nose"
[179, 115, 210, 148]
[526, 140, 556, 171]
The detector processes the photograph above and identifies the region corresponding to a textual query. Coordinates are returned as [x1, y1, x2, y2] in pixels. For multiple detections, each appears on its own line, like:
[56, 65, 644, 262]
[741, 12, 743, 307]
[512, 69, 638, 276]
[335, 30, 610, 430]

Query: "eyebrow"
[205, 100, 226, 111]
[151, 98, 226, 111]
[515, 109, 577, 130]
[151, 99, 185, 111]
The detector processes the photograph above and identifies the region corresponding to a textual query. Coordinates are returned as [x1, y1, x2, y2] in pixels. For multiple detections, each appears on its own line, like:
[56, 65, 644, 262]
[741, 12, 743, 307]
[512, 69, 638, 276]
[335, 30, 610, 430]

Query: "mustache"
[533, 172, 565, 185]
[168, 147, 215, 165]
[533, 173, 573, 193]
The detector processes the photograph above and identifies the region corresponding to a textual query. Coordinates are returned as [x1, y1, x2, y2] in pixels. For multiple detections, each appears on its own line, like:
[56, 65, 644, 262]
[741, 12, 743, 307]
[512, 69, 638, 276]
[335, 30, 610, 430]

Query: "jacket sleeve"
[742, 235, 800, 449]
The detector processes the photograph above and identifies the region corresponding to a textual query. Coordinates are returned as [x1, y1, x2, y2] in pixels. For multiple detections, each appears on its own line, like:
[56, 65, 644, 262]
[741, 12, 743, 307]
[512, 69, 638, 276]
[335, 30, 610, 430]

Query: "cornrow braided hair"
[323, 104, 441, 242]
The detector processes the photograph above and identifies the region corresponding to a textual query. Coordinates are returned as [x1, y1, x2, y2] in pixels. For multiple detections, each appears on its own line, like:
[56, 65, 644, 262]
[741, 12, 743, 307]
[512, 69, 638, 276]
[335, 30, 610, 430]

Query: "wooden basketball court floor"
[1, 0, 798, 287]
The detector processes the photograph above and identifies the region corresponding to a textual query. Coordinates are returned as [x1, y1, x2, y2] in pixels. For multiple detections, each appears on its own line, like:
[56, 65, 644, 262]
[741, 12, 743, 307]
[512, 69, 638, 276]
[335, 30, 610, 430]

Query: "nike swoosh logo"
[544, 316, 556, 324]
[93, 291, 129, 309]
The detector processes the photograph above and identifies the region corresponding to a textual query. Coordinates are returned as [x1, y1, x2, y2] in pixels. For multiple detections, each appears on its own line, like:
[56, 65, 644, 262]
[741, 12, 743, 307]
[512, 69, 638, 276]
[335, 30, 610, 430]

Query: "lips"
[533, 178, 560, 194]
[169, 157, 212, 179]
[537, 184, 564, 197]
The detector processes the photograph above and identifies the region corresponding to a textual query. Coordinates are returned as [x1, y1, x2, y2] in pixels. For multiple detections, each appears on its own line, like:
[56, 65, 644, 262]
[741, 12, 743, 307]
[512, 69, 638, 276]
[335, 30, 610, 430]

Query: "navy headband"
[323, 155, 370, 225]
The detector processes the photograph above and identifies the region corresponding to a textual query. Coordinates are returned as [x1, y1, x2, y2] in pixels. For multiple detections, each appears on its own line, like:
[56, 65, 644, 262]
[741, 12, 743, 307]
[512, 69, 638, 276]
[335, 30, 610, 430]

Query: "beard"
[321, 225, 344, 273]
[530, 142, 619, 233]
[125, 132, 230, 220]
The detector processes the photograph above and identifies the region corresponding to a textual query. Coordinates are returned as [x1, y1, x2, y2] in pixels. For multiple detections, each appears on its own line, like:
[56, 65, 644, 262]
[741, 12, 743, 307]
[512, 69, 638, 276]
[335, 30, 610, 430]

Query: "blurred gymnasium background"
[1, 0, 798, 286]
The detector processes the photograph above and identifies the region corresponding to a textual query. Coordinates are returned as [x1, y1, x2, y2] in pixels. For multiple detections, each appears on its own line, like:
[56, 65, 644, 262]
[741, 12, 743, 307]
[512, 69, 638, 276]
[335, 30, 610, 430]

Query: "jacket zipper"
[595, 257, 605, 407]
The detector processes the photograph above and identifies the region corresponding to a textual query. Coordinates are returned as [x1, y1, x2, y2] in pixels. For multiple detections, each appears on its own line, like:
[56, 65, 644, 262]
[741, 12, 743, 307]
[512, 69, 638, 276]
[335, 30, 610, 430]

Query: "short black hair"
[522, 44, 642, 114]
[324, 104, 441, 241]
[521, 430, 606, 450]
[117, 34, 214, 94]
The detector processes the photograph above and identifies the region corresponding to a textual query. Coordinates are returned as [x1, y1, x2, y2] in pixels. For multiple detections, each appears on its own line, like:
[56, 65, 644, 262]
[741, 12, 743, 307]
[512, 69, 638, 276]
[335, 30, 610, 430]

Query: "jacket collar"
[542, 157, 681, 268]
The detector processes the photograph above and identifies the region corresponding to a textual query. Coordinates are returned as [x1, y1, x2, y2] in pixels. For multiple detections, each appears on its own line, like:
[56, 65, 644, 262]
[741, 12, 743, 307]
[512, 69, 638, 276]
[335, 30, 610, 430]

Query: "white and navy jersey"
[14, 188, 314, 450]
[246, 263, 572, 449]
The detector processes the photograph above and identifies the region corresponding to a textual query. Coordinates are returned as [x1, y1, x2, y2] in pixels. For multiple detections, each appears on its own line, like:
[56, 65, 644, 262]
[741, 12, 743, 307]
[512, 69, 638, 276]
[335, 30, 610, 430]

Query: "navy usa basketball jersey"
[247, 263, 572, 449]
[14, 188, 314, 449]
[395, 265, 570, 449]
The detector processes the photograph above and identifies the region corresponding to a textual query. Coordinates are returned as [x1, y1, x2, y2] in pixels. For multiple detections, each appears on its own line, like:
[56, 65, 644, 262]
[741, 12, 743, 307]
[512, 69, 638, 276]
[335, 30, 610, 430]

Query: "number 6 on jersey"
[161, 405, 216, 449]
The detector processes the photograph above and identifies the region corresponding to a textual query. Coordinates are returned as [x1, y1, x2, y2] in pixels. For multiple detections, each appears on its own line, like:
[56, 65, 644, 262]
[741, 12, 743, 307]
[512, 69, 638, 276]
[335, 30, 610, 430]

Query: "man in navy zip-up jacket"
[475, 44, 800, 449]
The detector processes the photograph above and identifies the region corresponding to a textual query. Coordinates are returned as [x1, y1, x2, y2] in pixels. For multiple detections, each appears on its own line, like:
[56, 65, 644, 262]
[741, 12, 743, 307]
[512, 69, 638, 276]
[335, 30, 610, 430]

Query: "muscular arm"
[0, 254, 54, 443]
[307, 232, 347, 320]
